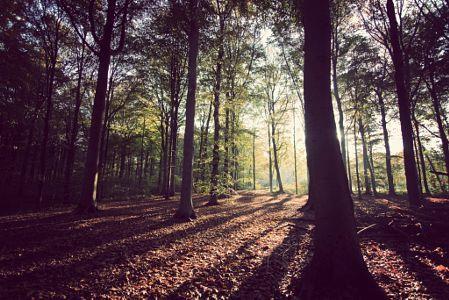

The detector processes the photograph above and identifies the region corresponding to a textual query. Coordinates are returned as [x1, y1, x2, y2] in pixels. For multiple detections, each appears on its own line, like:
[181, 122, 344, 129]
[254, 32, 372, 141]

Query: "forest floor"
[1, 191, 449, 299]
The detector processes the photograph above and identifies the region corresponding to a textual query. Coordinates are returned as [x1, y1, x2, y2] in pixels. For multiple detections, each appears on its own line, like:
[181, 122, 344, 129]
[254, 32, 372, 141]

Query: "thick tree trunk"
[77, 1, 116, 213]
[175, 0, 199, 220]
[386, 0, 421, 206]
[377, 90, 395, 195]
[297, 1, 384, 297]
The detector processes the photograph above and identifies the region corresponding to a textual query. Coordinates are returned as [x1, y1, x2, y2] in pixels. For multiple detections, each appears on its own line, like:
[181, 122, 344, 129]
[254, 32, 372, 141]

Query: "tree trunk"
[252, 130, 256, 190]
[427, 78, 449, 179]
[367, 130, 377, 195]
[36, 56, 57, 208]
[209, 18, 225, 205]
[271, 119, 284, 193]
[332, 42, 346, 172]
[199, 99, 212, 182]
[175, 0, 199, 220]
[297, 1, 384, 297]
[377, 90, 395, 195]
[293, 101, 299, 194]
[354, 121, 362, 198]
[63, 42, 85, 201]
[346, 137, 353, 194]
[358, 118, 372, 195]
[413, 118, 431, 195]
[267, 124, 273, 193]
[223, 106, 230, 183]
[386, 0, 421, 206]
[77, 1, 116, 213]
[18, 114, 37, 197]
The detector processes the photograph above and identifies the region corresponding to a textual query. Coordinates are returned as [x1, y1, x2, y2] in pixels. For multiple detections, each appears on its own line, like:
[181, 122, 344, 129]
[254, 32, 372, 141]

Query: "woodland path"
[0, 191, 448, 299]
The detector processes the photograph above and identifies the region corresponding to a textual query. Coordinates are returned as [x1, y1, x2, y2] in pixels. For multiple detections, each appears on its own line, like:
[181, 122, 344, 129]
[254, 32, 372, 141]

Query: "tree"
[296, 0, 384, 297]
[62, 0, 132, 213]
[385, 0, 421, 205]
[174, 0, 200, 221]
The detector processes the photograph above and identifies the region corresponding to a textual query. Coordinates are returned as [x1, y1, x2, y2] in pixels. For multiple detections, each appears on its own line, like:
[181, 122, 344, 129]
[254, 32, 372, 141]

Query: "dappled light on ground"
[0, 191, 448, 298]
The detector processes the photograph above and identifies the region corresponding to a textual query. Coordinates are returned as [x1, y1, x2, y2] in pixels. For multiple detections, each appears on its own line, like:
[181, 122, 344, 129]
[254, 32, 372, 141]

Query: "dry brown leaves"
[0, 191, 448, 299]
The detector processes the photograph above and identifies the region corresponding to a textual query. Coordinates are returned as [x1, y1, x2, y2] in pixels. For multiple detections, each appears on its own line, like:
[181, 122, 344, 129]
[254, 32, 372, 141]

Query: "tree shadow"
[0, 194, 298, 298]
[355, 199, 449, 299]
[230, 219, 310, 299]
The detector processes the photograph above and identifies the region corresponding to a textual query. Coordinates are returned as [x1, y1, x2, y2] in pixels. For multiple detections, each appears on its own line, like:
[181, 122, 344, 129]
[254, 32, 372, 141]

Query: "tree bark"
[386, 0, 421, 206]
[267, 124, 273, 193]
[427, 78, 449, 179]
[376, 90, 395, 195]
[354, 121, 362, 198]
[252, 130, 256, 190]
[63, 40, 85, 201]
[413, 117, 431, 195]
[271, 119, 284, 193]
[358, 118, 372, 195]
[175, 0, 199, 220]
[209, 17, 225, 205]
[297, 1, 384, 297]
[77, 0, 116, 213]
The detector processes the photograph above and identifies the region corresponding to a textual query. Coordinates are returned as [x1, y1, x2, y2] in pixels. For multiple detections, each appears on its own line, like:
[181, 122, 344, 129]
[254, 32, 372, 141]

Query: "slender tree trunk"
[413, 132, 424, 194]
[139, 118, 146, 186]
[64, 40, 85, 201]
[271, 119, 284, 193]
[223, 107, 230, 183]
[293, 102, 299, 194]
[377, 90, 395, 195]
[297, 0, 383, 297]
[425, 153, 446, 193]
[199, 100, 212, 181]
[169, 115, 178, 196]
[427, 78, 449, 179]
[175, 0, 199, 220]
[267, 124, 273, 193]
[36, 51, 58, 207]
[354, 122, 362, 199]
[209, 18, 225, 205]
[346, 137, 353, 193]
[386, 0, 421, 205]
[252, 130, 256, 190]
[77, 1, 116, 212]
[18, 115, 37, 197]
[332, 44, 346, 171]
[413, 118, 431, 195]
[367, 130, 377, 195]
[358, 118, 372, 195]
